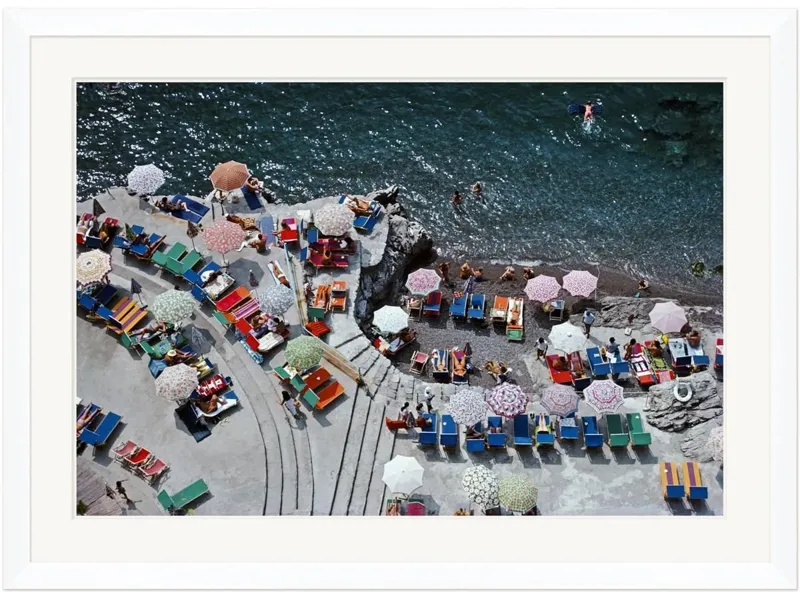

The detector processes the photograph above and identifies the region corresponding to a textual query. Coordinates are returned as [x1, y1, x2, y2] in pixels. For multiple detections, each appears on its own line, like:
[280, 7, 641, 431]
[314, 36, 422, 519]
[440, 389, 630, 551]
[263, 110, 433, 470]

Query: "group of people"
[251, 312, 288, 338]
[450, 182, 483, 206]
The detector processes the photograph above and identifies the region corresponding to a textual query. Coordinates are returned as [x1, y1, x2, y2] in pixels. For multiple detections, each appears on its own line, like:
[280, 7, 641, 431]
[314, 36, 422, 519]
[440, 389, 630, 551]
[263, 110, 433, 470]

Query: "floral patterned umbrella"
[449, 388, 488, 426]
[405, 268, 441, 296]
[127, 164, 165, 195]
[202, 220, 245, 264]
[541, 384, 580, 417]
[583, 379, 625, 414]
[706, 426, 723, 462]
[548, 322, 587, 355]
[486, 383, 529, 418]
[76, 250, 112, 286]
[372, 306, 410, 335]
[524, 275, 562, 303]
[151, 290, 194, 324]
[462, 466, 500, 508]
[499, 474, 538, 513]
[209, 160, 250, 191]
[562, 270, 598, 298]
[314, 202, 354, 237]
[257, 284, 295, 316]
[382, 455, 424, 496]
[284, 335, 324, 371]
[155, 363, 199, 400]
[649, 301, 688, 334]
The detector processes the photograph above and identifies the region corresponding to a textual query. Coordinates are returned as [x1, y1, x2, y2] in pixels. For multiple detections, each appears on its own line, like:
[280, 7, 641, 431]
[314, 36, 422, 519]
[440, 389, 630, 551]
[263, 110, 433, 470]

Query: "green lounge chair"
[605, 413, 629, 447]
[154, 242, 188, 270]
[175, 250, 203, 277]
[157, 479, 209, 514]
[626, 413, 652, 446]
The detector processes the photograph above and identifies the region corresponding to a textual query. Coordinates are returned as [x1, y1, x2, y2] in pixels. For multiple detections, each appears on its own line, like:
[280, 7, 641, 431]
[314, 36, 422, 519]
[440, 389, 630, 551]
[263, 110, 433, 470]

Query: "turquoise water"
[77, 82, 722, 292]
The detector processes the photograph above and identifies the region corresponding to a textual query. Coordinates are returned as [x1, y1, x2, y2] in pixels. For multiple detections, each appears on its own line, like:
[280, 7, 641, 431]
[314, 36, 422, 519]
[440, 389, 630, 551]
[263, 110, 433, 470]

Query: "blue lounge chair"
[418, 413, 439, 446]
[466, 422, 485, 452]
[78, 411, 122, 447]
[449, 294, 468, 318]
[423, 291, 442, 317]
[487, 416, 506, 448]
[468, 294, 485, 320]
[131, 233, 165, 259]
[259, 216, 276, 246]
[183, 261, 221, 286]
[78, 293, 98, 312]
[534, 414, 555, 447]
[586, 347, 612, 377]
[692, 355, 711, 369]
[610, 360, 630, 376]
[581, 416, 604, 448]
[191, 285, 209, 302]
[558, 416, 580, 441]
[440, 414, 458, 449]
[238, 186, 263, 211]
[353, 214, 377, 233]
[513, 414, 532, 447]
[307, 228, 319, 244]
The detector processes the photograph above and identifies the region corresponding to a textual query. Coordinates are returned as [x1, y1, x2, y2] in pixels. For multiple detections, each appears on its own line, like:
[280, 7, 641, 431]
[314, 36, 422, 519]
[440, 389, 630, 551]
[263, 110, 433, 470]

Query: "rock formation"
[643, 371, 722, 432]
[679, 417, 723, 462]
[588, 295, 723, 331]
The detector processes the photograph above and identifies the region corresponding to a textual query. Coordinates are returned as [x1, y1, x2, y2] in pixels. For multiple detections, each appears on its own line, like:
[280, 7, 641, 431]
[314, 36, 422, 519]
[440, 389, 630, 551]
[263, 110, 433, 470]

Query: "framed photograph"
[3, 5, 796, 591]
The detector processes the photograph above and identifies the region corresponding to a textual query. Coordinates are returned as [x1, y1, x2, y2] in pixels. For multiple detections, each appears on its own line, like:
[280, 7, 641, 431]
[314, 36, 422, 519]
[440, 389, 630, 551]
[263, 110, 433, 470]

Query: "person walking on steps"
[582, 309, 596, 337]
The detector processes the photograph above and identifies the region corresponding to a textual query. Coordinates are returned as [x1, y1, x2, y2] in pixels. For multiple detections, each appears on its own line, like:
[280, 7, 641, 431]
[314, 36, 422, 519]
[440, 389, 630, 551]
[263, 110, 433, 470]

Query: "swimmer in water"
[451, 189, 463, 206]
[583, 101, 594, 121]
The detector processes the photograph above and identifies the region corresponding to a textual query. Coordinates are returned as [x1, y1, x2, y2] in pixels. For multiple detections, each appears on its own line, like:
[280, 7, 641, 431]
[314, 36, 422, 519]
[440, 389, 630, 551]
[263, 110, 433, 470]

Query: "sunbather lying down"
[197, 393, 227, 414]
[453, 352, 468, 377]
[156, 196, 188, 213]
[76, 406, 101, 437]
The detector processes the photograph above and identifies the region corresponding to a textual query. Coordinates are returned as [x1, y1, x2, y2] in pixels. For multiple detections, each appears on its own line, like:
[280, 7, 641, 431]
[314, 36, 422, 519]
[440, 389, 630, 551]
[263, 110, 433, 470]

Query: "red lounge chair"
[280, 218, 299, 243]
[112, 440, 138, 461]
[244, 334, 261, 353]
[215, 286, 250, 312]
[306, 321, 331, 338]
[231, 297, 260, 322]
[235, 318, 253, 336]
[124, 447, 152, 468]
[138, 458, 169, 483]
[546, 354, 573, 384]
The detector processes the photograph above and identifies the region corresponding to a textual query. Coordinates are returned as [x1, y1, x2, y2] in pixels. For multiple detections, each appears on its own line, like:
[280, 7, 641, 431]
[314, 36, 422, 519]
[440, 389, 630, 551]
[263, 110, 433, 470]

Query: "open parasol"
[372, 306, 410, 335]
[76, 250, 112, 286]
[257, 284, 295, 316]
[405, 268, 441, 296]
[562, 270, 598, 298]
[583, 379, 625, 414]
[524, 275, 562, 303]
[649, 301, 688, 334]
[151, 290, 194, 324]
[127, 164, 165, 195]
[284, 336, 324, 371]
[314, 202, 354, 237]
[486, 383, 529, 418]
[202, 220, 245, 265]
[462, 466, 500, 508]
[499, 474, 538, 513]
[382, 455, 424, 496]
[548, 322, 587, 355]
[540, 384, 580, 417]
[155, 364, 199, 401]
[209, 160, 250, 191]
[449, 387, 488, 426]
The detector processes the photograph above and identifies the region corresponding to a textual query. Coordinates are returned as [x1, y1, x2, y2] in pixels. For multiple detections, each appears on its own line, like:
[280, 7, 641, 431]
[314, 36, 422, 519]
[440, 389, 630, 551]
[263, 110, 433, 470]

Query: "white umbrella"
[382, 455, 424, 496]
[127, 164, 165, 195]
[462, 466, 500, 508]
[548, 322, 587, 355]
[155, 364, 199, 401]
[583, 379, 625, 414]
[562, 270, 598, 298]
[314, 202, 354, 237]
[76, 250, 112, 286]
[257, 284, 295, 316]
[649, 301, 688, 334]
[372, 306, 410, 335]
[449, 388, 488, 426]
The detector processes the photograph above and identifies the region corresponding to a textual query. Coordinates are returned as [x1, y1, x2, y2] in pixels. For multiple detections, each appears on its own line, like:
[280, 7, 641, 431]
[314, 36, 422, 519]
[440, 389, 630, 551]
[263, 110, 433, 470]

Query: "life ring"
[673, 381, 693, 403]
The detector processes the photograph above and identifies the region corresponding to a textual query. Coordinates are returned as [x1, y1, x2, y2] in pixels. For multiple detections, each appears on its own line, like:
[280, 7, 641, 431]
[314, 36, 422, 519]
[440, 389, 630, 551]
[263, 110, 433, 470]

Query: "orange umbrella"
[209, 161, 250, 191]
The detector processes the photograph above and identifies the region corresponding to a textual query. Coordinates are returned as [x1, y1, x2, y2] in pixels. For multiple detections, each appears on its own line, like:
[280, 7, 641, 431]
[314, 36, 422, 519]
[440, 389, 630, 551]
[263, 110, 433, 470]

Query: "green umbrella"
[151, 290, 194, 324]
[499, 474, 538, 513]
[284, 336, 324, 371]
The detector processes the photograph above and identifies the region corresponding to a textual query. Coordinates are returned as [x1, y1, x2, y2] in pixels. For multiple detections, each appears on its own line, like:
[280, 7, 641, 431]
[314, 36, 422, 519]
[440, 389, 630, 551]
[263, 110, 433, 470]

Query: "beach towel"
[240, 186, 263, 211]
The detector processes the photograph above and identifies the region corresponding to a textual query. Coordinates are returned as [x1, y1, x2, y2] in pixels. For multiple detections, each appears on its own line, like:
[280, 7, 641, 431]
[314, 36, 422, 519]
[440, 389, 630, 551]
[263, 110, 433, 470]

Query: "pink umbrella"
[486, 383, 529, 418]
[524, 275, 562, 303]
[649, 301, 688, 334]
[540, 385, 580, 417]
[562, 270, 598, 298]
[202, 220, 245, 265]
[405, 268, 441, 296]
[583, 379, 625, 414]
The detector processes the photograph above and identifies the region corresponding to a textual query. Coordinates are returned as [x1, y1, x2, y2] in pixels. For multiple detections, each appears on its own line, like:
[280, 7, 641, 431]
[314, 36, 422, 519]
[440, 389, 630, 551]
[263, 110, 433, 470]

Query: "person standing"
[281, 390, 300, 419]
[535, 337, 548, 361]
[606, 337, 621, 359]
[423, 387, 435, 413]
[115, 481, 129, 503]
[582, 309, 596, 337]
[437, 261, 450, 283]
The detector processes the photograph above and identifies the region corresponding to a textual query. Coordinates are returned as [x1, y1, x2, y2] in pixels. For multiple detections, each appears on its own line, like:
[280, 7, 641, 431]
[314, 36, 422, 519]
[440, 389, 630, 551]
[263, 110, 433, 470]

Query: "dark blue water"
[77, 82, 722, 293]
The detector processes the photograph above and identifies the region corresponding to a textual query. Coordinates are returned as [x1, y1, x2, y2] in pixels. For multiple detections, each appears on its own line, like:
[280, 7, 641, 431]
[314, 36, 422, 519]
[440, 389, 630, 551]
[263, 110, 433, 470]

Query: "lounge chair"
[626, 413, 652, 446]
[487, 416, 506, 448]
[682, 461, 709, 500]
[183, 260, 221, 286]
[279, 218, 299, 243]
[215, 286, 250, 312]
[423, 291, 442, 317]
[546, 354, 573, 385]
[306, 227, 319, 244]
[407, 296, 423, 318]
[568, 352, 592, 391]
[660, 461, 685, 499]
[353, 214, 377, 233]
[330, 280, 348, 311]
[192, 389, 239, 421]
[490, 295, 508, 323]
[534, 413, 555, 447]
[106, 296, 149, 336]
[230, 297, 260, 322]
[268, 261, 291, 288]
[152, 242, 187, 270]
[309, 252, 349, 269]
[715, 338, 724, 370]
[137, 458, 169, 484]
[605, 413, 629, 447]
[405, 499, 425, 516]
[308, 284, 330, 321]
[430, 349, 450, 382]
[440, 414, 458, 449]
[305, 381, 346, 411]
[581, 416, 604, 449]
[643, 341, 675, 384]
[306, 321, 331, 338]
[451, 348, 469, 385]
[586, 347, 612, 377]
[629, 354, 657, 387]
[167, 249, 202, 277]
[259, 215, 276, 247]
[131, 233, 165, 261]
[112, 440, 138, 461]
[506, 297, 524, 341]
[449, 294, 468, 318]
[513, 414, 533, 447]
[418, 413, 439, 446]
[549, 299, 566, 322]
[465, 422, 485, 452]
[124, 447, 152, 469]
[468, 294, 485, 321]
[557, 416, 580, 441]
[410, 351, 429, 374]
[157, 479, 210, 514]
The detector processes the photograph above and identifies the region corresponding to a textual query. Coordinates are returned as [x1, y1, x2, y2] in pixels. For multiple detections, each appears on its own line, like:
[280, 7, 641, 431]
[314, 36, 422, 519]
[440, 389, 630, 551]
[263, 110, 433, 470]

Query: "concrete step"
[329, 387, 372, 515]
[365, 399, 399, 516]
[337, 335, 372, 362]
[354, 347, 381, 375]
[347, 397, 387, 515]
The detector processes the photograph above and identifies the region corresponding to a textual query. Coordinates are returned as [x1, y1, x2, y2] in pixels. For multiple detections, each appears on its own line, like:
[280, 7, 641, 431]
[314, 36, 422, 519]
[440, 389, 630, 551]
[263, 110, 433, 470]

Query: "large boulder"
[680, 417, 723, 461]
[366, 185, 400, 207]
[581, 295, 723, 331]
[643, 371, 722, 432]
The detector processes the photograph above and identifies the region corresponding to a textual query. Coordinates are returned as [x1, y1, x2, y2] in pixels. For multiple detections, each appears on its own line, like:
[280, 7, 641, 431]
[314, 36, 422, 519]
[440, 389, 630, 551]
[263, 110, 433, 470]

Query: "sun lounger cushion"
[418, 413, 438, 445]
[487, 416, 505, 448]
[682, 461, 708, 500]
[582, 416, 604, 448]
[168, 479, 210, 511]
[78, 411, 122, 446]
[626, 412, 652, 446]
[513, 414, 532, 446]
[661, 462, 684, 499]
[440, 414, 458, 447]
[466, 421, 485, 452]
[605, 414, 629, 447]
[535, 414, 555, 445]
[449, 295, 468, 317]
[558, 416, 580, 440]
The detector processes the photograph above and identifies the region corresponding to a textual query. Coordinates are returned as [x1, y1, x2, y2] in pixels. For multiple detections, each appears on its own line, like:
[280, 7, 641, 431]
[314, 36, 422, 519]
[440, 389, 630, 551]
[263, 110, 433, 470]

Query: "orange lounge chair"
[303, 367, 332, 392]
[491, 295, 509, 323]
[106, 297, 149, 335]
[315, 381, 345, 410]
[215, 286, 250, 312]
[306, 320, 331, 338]
[308, 285, 330, 320]
[329, 280, 348, 311]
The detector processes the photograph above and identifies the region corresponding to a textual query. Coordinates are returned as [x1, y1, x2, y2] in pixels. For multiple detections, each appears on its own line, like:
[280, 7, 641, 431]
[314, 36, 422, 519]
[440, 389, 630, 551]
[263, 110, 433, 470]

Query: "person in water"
[471, 182, 482, 195]
[583, 101, 595, 121]
[451, 190, 462, 206]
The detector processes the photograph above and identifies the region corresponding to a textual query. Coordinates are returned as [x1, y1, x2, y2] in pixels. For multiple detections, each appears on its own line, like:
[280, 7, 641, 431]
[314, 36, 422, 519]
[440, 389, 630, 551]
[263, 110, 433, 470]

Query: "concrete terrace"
[77, 188, 723, 516]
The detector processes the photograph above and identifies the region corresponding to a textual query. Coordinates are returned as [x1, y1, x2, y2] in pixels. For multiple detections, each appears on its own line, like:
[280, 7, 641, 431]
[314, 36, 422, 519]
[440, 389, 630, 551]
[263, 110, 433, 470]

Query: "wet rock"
[366, 185, 400, 206]
[644, 372, 722, 432]
[587, 295, 723, 330]
[680, 417, 723, 461]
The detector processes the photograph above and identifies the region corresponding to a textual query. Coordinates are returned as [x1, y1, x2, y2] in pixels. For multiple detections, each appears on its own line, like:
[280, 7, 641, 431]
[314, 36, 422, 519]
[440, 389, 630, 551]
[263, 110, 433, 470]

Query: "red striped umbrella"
[209, 161, 250, 191]
[562, 270, 598, 298]
[202, 220, 245, 264]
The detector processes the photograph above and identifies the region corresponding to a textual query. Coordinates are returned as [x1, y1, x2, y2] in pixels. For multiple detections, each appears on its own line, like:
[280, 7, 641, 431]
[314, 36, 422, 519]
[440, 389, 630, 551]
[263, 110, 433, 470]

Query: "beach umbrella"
[405, 268, 441, 296]
[202, 220, 245, 265]
[372, 306, 410, 335]
[151, 290, 194, 324]
[548, 322, 587, 355]
[540, 384, 580, 417]
[257, 284, 295, 316]
[92, 199, 106, 218]
[562, 270, 598, 298]
[486, 383, 529, 418]
[583, 379, 625, 414]
[449, 388, 488, 426]
[382, 455, 424, 496]
[209, 160, 250, 191]
[314, 202, 354, 237]
[284, 335, 324, 371]
[462, 466, 500, 508]
[76, 249, 112, 286]
[127, 164, 165, 195]
[155, 363, 199, 401]
[706, 426, 723, 462]
[524, 275, 561, 303]
[649, 301, 688, 334]
[499, 474, 538, 513]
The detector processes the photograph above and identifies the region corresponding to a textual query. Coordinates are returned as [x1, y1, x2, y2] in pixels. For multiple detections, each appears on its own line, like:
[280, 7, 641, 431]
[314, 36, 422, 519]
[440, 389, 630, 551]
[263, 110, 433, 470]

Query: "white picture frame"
[3, 5, 797, 591]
